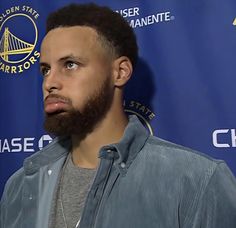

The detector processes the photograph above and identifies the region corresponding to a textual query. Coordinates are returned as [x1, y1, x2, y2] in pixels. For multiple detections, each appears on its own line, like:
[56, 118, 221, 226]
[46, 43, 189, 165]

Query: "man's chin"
[44, 109, 83, 137]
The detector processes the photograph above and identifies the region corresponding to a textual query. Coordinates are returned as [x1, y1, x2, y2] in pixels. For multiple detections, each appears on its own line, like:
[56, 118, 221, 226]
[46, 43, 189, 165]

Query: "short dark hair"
[46, 3, 138, 67]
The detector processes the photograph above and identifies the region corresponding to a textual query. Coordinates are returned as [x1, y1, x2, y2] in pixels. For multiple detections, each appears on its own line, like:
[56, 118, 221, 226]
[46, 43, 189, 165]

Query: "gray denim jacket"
[1, 115, 236, 228]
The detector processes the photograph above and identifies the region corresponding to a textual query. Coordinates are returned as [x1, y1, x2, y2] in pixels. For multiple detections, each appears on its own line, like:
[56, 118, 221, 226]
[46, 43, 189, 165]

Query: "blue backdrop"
[0, 0, 236, 197]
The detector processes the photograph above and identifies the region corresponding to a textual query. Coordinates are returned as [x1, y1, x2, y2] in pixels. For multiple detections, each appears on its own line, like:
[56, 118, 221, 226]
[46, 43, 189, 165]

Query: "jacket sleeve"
[0, 182, 7, 228]
[189, 162, 236, 228]
[0, 168, 24, 228]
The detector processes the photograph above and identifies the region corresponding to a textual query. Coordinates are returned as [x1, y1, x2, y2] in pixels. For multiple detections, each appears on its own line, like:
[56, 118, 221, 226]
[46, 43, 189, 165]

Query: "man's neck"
[71, 111, 128, 169]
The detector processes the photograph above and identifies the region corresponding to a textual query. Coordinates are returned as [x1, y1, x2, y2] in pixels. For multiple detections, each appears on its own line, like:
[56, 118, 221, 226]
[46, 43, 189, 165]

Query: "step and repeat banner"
[0, 0, 236, 196]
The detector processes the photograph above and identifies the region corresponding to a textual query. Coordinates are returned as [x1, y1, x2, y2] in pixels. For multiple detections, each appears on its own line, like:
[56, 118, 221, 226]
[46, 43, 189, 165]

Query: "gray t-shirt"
[49, 153, 96, 228]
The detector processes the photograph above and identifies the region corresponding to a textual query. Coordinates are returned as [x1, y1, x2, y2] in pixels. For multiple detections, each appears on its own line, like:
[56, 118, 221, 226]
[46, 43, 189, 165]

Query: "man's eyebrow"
[39, 62, 49, 68]
[58, 55, 87, 63]
[39, 55, 88, 67]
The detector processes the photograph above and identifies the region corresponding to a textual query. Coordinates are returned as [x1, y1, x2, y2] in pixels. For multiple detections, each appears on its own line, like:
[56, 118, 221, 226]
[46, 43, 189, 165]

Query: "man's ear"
[112, 56, 133, 87]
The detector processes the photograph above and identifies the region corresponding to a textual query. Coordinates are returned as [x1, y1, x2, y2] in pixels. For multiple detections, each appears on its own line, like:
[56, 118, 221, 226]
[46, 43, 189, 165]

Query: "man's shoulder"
[145, 135, 221, 164]
[139, 135, 224, 178]
[1, 167, 24, 204]
[131, 135, 236, 198]
[2, 136, 70, 198]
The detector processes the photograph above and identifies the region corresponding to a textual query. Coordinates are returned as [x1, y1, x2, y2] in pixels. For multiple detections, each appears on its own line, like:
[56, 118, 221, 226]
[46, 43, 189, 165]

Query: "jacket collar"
[101, 115, 149, 167]
[23, 136, 71, 175]
[23, 115, 149, 174]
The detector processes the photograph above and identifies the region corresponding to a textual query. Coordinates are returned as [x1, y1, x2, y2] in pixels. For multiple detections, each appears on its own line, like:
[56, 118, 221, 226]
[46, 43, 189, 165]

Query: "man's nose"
[43, 69, 62, 93]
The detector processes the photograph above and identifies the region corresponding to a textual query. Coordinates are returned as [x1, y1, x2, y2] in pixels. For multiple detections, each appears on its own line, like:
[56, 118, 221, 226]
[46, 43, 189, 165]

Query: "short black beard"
[44, 77, 113, 141]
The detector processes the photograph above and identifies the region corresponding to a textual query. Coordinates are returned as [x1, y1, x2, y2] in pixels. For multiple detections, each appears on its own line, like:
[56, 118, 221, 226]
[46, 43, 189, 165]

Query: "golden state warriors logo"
[124, 100, 155, 135]
[0, 6, 40, 74]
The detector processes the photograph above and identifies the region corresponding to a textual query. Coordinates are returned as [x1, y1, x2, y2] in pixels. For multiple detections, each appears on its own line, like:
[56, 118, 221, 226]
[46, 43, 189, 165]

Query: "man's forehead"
[40, 25, 113, 63]
[42, 26, 99, 43]
[40, 26, 104, 55]
[41, 26, 97, 50]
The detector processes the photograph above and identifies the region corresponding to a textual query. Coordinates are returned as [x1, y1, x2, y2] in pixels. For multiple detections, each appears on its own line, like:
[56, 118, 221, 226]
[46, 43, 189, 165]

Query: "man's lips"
[44, 96, 70, 114]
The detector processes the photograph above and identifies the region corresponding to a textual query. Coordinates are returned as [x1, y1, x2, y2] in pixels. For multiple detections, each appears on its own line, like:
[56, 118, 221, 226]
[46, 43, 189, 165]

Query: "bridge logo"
[0, 6, 40, 74]
[1, 24, 35, 63]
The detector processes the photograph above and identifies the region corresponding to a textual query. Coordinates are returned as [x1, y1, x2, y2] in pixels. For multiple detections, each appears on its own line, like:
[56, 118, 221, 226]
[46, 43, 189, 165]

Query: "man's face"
[40, 26, 114, 138]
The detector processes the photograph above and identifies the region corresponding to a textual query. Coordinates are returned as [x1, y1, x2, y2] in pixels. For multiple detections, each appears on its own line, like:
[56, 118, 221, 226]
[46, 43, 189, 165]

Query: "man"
[1, 3, 236, 228]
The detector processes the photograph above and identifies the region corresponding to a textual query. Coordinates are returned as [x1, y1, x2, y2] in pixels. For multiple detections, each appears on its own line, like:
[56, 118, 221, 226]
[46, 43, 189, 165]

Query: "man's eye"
[65, 61, 78, 70]
[41, 67, 50, 76]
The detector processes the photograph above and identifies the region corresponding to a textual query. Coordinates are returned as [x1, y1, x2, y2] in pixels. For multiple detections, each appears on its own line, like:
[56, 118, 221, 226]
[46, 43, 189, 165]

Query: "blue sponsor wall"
[0, 0, 236, 197]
